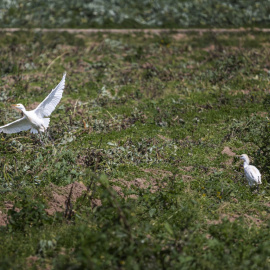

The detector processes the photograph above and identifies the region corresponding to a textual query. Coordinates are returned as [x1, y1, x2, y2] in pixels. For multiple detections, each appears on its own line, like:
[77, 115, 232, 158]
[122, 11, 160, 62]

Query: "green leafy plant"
[7, 195, 52, 232]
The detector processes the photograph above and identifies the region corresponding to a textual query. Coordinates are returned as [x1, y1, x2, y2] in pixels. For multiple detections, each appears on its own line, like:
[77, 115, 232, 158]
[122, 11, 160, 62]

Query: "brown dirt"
[252, 111, 269, 118]
[26, 256, 39, 269]
[222, 158, 234, 166]
[209, 167, 223, 173]
[141, 168, 173, 178]
[0, 182, 90, 225]
[221, 147, 236, 166]
[46, 181, 87, 215]
[21, 73, 44, 82]
[0, 202, 19, 226]
[172, 33, 187, 40]
[244, 214, 262, 226]
[179, 166, 193, 172]
[208, 213, 262, 226]
[231, 89, 252, 96]
[207, 213, 240, 225]
[222, 146, 236, 157]
[203, 44, 216, 52]
[157, 134, 172, 142]
[111, 169, 174, 198]
[0, 213, 8, 226]
[1, 75, 15, 85]
[231, 198, 239, 203]
[182, 175, 193, 182]
[28, 102, 41, 110]
[111, 177, 163, 198]
[264, 202, 270, 208]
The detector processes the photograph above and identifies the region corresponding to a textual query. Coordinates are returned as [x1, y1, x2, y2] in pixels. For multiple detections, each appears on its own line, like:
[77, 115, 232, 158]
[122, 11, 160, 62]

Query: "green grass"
[0, 30, 270, 269]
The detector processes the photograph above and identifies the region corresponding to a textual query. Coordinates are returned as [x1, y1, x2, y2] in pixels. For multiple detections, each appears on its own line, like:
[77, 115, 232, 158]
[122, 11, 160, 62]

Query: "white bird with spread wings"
[0, 72, 66, 135]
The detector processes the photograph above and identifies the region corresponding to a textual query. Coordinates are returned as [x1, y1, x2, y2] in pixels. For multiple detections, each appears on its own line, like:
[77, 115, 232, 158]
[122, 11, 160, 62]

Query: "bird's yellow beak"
[12, 104, 17, 107]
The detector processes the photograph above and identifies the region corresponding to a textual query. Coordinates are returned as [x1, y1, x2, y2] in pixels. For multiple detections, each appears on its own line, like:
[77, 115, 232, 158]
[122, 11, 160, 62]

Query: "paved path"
[0, 28, 270, 33]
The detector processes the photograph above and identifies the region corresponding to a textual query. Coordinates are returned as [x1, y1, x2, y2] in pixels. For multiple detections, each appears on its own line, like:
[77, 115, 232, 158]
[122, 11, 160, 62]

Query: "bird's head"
[12, 103, 26, 111]
[240, 154, 249, 164]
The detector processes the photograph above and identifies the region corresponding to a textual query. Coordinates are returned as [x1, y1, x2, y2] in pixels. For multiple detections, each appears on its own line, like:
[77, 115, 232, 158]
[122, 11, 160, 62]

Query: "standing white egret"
[240, 154, 261, 191]
[0, 72, 66, 136]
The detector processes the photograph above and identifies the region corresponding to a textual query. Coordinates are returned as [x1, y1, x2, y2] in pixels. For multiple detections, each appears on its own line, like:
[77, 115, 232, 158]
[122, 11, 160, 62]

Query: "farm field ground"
[0, 30, 270, 269]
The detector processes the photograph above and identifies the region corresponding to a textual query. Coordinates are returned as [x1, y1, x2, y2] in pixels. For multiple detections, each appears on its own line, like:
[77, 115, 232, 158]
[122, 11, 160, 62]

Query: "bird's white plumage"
[0, 73, 66, 134]
[244, 165, 261, 186]
[0, 117, 32, 134]
[35, 72, 66, 117]
[240, 154, 261, 187]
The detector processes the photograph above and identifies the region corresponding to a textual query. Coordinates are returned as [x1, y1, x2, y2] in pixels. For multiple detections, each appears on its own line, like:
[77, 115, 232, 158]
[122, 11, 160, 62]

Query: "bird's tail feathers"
[30, 128, 38, 134]
[43, 118, 50, 129]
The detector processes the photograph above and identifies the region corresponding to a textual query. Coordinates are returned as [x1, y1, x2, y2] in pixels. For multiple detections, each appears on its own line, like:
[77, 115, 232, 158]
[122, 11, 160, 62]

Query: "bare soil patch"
[208, 213, 262, 226]
[182, 175, 193, 182]
[221, 147, 236, 166]
[26, 256, 39, 269]
[111, 169, 174, 198]
[0, 202, 19, 226]
[28, 102, 41, 110]
[179, 166, 194, 172]
[141, 168, 173, 178]
[46, 181, 87, 215]
[172, 33, 187, 40]
[111, 177, 164, 198]
[264, 202, 270, 208]
[203, 44, 216, 52]
[0, 182, 88, 226]
[208, 213, 240, 225]
[157, 134, 172, 142]
[222, 146, 236, 157]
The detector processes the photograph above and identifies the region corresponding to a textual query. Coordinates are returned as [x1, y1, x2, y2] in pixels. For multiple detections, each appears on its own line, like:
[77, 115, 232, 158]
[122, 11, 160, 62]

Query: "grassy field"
[0, 30, 270, 269]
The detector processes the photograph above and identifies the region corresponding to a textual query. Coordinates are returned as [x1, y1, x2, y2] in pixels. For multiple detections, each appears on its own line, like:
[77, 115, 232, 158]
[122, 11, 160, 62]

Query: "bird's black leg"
[257, 185, 260, 193]
[45, 129, 54, 145]
[47, 131, 53, 142]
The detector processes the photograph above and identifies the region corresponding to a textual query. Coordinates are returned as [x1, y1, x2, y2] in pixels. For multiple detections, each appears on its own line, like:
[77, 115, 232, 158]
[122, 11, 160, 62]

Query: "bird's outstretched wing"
[0, 117, 31, 134]
[34, 72, 66, 117]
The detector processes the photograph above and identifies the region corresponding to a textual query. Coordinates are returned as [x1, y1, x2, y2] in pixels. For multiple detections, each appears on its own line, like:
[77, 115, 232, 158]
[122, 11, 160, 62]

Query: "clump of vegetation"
[0, 30, 270, 268]
[8, 195, 52, 232]
[1, 0, 270, 28]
